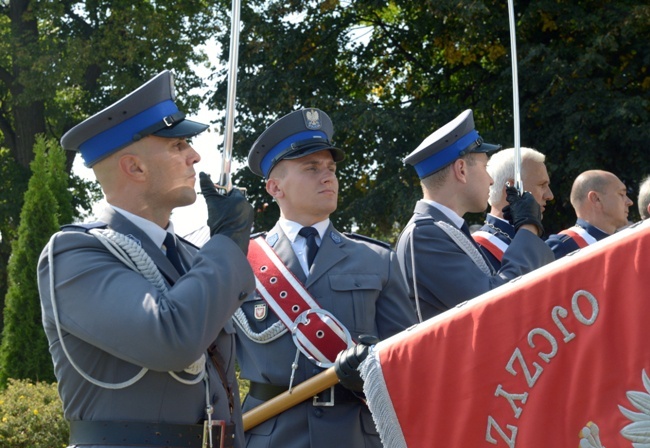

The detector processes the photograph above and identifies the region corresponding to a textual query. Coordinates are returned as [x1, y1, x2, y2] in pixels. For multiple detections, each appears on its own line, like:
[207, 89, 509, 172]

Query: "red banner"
[362, 220, 650, 447]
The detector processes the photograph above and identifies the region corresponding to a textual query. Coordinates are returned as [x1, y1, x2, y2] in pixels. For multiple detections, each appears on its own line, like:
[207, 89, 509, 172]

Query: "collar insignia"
[254, 303, 268, 321]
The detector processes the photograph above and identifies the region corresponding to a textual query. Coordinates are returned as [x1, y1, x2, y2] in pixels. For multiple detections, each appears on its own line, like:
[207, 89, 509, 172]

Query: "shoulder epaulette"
[250, 231, 267, 240]
[412, 215, 437, 227]
[344, 232, 391, 250]
[549, 233, 572, 243]
[176, 234, 199, 250]
[60, 222, 107, 233]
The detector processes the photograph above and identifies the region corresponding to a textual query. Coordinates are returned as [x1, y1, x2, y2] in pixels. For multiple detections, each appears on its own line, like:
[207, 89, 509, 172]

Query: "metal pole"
[507, 0, 523, 194]
[218, 0, 242, 193]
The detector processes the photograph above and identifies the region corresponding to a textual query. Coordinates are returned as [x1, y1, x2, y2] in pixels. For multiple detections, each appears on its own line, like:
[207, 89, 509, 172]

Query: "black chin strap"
[132, 111, 186, 141]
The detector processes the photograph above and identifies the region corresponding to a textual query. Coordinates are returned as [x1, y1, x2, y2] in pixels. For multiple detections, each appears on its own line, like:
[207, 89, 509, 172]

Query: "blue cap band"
[260, 130, 328, 177]
[413, 130, 480, 179]
[79, 99, 179, 166]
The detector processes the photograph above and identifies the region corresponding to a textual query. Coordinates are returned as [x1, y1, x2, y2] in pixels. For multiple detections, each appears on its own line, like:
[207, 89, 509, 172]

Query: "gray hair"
[638, 175, 650, 219]
[487, 147, 546, 206]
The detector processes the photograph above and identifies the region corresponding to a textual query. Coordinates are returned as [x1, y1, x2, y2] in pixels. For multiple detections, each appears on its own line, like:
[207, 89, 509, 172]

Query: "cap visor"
[472, 142, 502, 153]
[153, 119, 209, 139]
[282, 145, 345, 163]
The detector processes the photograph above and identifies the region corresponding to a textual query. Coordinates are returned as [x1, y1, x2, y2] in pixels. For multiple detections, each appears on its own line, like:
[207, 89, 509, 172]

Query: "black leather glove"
[334, 334, 379, 392]
[502, 185, 544, 236]
[200, 172, 254, 254]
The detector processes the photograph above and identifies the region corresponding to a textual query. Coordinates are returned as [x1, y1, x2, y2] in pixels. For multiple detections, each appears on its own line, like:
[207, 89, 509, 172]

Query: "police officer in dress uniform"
[473, 147, 554, 270]
[37, 70, 256, 448]
[546, 169, 633, 258]
[395, 110, 554, 321]
[234, 108, 417, 448]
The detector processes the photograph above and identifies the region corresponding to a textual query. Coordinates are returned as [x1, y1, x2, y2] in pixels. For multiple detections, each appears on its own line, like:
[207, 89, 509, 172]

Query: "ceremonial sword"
[217, 0, 241, 194]
[507, 0, 524, 195]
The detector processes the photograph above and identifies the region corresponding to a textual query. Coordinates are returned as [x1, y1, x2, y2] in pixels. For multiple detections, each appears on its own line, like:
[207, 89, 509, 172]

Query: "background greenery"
[0, 380, 68, 447]
[0, 0, 648, 435]
[0, 376, 249, 446]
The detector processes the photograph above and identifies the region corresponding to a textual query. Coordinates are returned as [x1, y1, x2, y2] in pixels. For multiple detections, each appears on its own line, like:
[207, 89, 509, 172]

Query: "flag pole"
[218, 0, 241, 193]
[507, 0, 523, 194]
[242, 367, 339, 431]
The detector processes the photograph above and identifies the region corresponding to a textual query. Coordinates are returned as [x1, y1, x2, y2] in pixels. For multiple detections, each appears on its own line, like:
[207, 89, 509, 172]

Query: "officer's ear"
[452, 158, 469, 184]
[118, 153, 146, 181]
[587, 190, 601, 207]
[266, 177, 284, 199]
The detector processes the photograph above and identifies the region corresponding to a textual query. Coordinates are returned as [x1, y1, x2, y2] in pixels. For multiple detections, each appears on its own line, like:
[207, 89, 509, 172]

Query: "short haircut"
[570, 170, 613, 209]
[487, 147, 546, 206]
[421, 153, 477, 192]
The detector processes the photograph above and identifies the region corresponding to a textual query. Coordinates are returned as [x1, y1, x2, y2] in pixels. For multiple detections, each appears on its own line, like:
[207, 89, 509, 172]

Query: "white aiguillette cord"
[47, 229, 206, 390]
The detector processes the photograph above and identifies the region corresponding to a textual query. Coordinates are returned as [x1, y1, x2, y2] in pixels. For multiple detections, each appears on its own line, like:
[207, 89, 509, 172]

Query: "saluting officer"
[396, 109, 554, 321]
[473, 147, 554, 270]
[38, 70, 255, 448]
[546, 169, 633, 258]
[234, 108, 417, 448]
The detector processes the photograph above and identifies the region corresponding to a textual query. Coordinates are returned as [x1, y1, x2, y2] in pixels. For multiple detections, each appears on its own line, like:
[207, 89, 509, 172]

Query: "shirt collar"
[279, 217, 330, 243]
[487, 213, 510, 225]
[110, 205, 172, 249]
[422, 199, 465, 229]
[576, 218, 610, 236]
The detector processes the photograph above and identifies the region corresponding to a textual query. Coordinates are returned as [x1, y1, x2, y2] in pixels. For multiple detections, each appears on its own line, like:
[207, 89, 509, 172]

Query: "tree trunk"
[10, 0, 46, 170]
[12, 100, 45, 169]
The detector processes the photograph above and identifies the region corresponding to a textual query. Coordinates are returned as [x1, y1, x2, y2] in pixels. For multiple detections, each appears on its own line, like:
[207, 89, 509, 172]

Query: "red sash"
[559, 226, 596, 248]
[473, 230, 508, 262]
[247, 237, 353, 367]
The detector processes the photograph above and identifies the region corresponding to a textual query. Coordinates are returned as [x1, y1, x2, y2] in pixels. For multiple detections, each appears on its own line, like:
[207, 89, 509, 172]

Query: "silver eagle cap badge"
[304, 109, 321, 130]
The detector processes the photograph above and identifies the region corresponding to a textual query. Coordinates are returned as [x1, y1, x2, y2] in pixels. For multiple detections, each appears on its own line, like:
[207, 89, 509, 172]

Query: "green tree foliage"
[0, 137, 72, 386]
[0, 0, 218, 329]
[210, 0, 649, 239]
[0, 150, 29, 321]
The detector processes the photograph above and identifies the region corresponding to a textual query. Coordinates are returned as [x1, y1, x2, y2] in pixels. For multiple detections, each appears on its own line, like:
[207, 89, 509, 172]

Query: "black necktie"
[461, 221, 483, 251]
[460, 222, 473, 239]
[163, 233, 185, 274]
[298, 226, 319, 268]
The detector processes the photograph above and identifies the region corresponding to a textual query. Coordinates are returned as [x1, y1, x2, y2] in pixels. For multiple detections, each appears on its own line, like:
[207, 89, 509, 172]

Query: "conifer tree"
[0, 137, 72, 386]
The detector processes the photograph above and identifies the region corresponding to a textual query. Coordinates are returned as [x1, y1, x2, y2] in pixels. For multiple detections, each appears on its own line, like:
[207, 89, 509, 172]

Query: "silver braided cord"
[408, 223, 424, 323]
[48, 228, 205, 390]
[90, 228, 167, 292]
[232, 308, 288, 343]
[434, 221, 493, 275]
